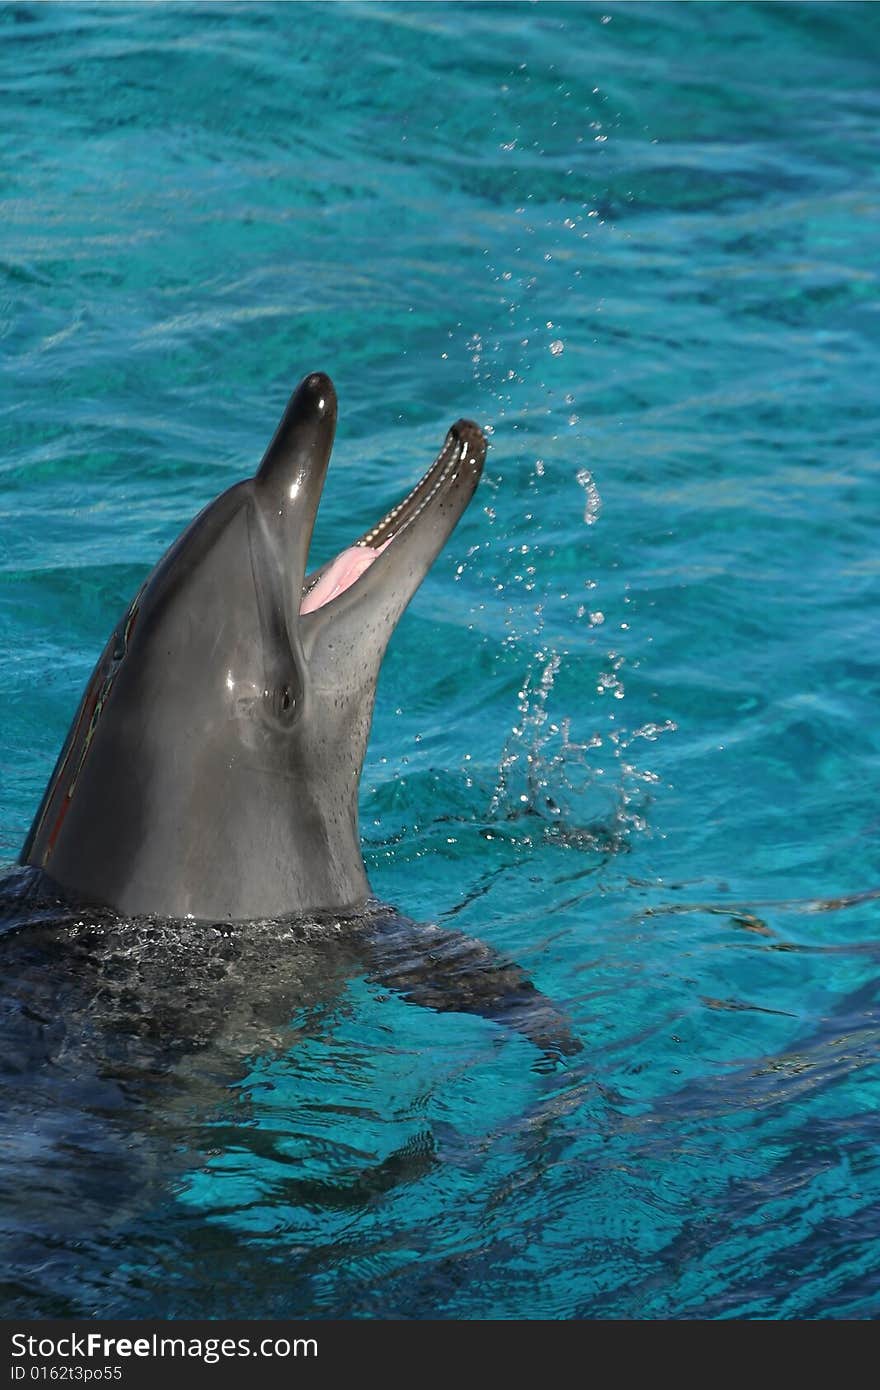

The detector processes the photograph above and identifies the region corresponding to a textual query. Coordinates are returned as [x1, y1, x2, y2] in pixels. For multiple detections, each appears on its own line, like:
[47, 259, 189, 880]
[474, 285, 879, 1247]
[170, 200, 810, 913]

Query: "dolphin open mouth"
[299, 419, 486, 615]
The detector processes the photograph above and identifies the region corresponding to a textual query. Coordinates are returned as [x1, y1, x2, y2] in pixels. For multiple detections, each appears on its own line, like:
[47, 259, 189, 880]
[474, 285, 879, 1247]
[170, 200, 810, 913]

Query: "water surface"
[1, 1, 879, 1318]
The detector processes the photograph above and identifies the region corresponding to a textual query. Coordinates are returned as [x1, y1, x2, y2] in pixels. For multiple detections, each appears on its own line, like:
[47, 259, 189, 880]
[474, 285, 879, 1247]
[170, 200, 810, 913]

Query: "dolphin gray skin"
[21, 372, 487, 921]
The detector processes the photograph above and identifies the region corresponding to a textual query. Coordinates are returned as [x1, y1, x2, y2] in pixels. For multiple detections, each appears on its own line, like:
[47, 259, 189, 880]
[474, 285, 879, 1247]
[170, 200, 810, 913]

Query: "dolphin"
[20, 372, 487, 921]
[2, 383, 583, 1314]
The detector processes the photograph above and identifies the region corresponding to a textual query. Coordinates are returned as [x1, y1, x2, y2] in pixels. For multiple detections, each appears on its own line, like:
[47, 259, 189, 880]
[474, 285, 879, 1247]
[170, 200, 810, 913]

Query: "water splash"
[487, 647, 675, 850]
[576, 466, 601, 525]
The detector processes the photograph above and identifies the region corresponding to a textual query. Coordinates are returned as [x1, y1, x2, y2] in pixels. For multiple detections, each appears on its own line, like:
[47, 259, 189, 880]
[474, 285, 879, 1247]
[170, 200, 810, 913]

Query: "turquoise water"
[2, 0, 880, 1318]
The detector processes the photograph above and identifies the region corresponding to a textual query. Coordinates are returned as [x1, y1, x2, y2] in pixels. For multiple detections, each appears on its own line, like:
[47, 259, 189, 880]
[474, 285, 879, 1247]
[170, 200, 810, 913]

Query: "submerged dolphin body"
[21, 373, 486, 921]
[0, 867, 580, 1316]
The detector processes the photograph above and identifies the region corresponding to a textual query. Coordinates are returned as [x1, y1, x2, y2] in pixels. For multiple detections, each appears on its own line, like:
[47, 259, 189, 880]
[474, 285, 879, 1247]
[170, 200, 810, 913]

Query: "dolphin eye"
[261, 680, 301, 725]
[276, 682, 301, 722]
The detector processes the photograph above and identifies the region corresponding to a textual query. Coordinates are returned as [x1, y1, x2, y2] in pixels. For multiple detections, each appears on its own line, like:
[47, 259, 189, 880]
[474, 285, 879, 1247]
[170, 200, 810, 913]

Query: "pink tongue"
[300, 541, 390, 614]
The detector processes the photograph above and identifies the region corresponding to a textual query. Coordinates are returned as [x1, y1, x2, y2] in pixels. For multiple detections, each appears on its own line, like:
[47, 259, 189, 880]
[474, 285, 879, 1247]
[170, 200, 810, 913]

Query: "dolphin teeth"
[350, 434, 463, 552]
[300, 422, 483, 613]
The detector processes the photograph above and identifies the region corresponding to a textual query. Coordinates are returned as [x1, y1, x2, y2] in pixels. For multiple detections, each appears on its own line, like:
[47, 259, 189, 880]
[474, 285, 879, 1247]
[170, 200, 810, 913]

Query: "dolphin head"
[23, 373, 486, 920]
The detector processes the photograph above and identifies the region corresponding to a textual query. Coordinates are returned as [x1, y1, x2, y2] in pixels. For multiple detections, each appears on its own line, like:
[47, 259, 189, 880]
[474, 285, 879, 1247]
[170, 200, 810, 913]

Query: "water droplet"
[577, 467, 601, 524]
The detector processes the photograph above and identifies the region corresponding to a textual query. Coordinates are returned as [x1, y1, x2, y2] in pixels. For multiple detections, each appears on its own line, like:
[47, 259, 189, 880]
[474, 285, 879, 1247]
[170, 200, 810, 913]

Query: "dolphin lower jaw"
[298, 420, 486, 621]
[355, 420, 483, 549]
